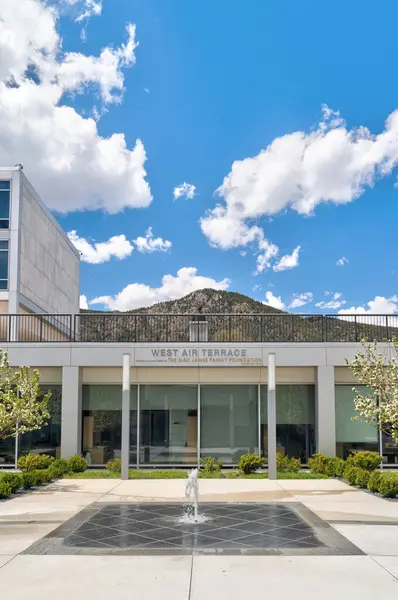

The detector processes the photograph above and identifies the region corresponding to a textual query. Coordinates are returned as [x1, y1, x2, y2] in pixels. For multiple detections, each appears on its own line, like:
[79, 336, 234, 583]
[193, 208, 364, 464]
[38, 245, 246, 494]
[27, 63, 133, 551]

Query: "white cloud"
[339, 295, 398, 315]
[289, 292, 313, 309]
[273, 245, 301, 272]
[240, 250, 247, 257]
[173, 182, 196, 200]
[144, 87, 150, 94]
[264, 291, 285, 311]
[90, 267, 230, 311]
[80, 294, 88, 309]
[201, 104, 398, 249]
[68, 230, 133, 264]
[316, 292, 346, 310]
[133, 227, 172, 253]
[255, 239, 279, 274]
[0, 1, 152, 214]
[336, 256, 349, 267]
[252, 284, 262, 293]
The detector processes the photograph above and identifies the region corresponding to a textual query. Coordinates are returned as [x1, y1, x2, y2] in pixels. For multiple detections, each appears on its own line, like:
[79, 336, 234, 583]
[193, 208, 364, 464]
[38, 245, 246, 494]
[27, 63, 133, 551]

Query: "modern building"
[0, 168, 396, 468]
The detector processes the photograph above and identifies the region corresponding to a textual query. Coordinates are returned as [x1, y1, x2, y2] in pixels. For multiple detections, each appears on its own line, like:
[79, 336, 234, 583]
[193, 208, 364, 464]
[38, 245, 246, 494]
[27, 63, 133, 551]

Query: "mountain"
[79, 288, 397, 343]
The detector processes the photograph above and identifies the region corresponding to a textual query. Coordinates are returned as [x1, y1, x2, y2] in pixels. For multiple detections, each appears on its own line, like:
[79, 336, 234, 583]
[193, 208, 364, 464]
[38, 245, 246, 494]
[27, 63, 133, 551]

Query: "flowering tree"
[345, 338, 398, 439]
[0, 350, 51, 439]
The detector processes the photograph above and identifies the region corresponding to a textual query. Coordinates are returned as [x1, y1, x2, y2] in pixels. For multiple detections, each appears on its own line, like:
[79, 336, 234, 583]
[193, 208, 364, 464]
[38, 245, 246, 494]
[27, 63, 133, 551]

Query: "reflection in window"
[200, 385, 258, 464]
[140, 385, 198, 465]
[261, 385, 316, 462]
[0, 240, 8, 290]
[18, 385, 62, 458]
[82, 385, 137, 465]
[0, 181, 10, 229]
[335, 385, 379, 458]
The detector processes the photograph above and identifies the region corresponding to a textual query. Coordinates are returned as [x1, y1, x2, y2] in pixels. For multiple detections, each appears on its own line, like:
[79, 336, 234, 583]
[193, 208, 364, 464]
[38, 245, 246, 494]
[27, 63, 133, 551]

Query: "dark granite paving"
[23, 502, 364, 556]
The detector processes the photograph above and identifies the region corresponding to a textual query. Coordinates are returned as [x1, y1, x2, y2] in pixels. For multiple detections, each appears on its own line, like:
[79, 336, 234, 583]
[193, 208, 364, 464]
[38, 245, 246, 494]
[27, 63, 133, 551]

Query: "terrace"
[0, 312, 396, 343]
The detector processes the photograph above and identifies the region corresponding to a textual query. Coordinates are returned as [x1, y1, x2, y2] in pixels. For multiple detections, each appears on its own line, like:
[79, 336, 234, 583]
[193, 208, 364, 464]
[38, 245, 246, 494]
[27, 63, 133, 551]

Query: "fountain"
[171, 468, 211, 524]
[185, 468, 199, 520]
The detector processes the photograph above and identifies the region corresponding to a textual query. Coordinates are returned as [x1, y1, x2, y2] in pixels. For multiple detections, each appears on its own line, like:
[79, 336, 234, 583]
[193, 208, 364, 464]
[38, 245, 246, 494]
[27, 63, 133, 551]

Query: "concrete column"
[121, 353, 131, 480]
[316, 366, 336, 456]
[267, 353, 277, 480]
[61, 366, 82, 458]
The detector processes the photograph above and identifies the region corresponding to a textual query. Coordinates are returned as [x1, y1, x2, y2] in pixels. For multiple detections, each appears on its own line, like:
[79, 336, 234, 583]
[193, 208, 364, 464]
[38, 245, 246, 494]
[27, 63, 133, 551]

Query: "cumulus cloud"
[90, 267, 230, 311]
[173, 182, 196, 200]
[339, 295, 398, 315]
[201, 104, 398, 249]
[289, 292, 313, 309]
[0, 0, 152, 214]
[255, 239, 279, 274]
[68, 230, 133, 264]
[80, 294, 88, 309]
[336, 256, 349, 267]
[133, 227, 172, 253]
[273, 246, 301, 272]
[264, 291, 285, 311]
[316, 292, 346, 310]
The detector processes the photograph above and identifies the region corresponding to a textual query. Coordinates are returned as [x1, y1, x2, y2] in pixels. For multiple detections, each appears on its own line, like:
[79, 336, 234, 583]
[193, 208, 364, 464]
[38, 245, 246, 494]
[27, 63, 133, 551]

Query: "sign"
[134, 346, 264, 367]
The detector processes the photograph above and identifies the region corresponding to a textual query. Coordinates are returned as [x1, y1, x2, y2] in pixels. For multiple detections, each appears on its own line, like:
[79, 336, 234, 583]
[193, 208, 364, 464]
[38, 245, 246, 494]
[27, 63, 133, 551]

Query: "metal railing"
[0, 313, 396, 343]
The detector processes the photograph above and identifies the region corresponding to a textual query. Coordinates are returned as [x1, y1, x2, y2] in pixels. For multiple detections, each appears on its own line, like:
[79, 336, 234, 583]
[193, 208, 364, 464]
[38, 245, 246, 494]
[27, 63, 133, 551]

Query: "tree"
[345, 338, 398, 439]
[0, 350, 51, 439]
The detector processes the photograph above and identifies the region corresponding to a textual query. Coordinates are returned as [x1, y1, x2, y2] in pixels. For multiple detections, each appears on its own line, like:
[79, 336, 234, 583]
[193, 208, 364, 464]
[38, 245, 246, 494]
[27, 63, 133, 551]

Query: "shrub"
[32, 470, 45, 486]
[308, 453, 330, 474]
[51, 459, 70, 478]
[0, 473, 22, 494]
[378, 474, 398, 498]
[0, 482, 12, 499]
[347, 451, 382, 471]
[106, 458, 122, 473]
[324, 457, 346, 477]
[200, 456, 223, 473]
[355, 468, 370, 489]
[368, 470, 383, 493]
[277, 453, 301, 473]
[344, 465, 362, 485]
[22, 472, 36, 489]
[17, 454, 54, 472]
[41, 468, 55, 483]
[67, 455, 88, 473]
[238, 453, 264, 475]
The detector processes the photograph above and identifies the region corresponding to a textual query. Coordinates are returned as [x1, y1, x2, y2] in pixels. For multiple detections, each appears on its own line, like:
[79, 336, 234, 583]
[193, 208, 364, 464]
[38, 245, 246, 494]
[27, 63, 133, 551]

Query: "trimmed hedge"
[347, 451, 382, 471]
[106, 459, 121, 473]
[238, 453, 264, 474]
[276, 453, 301, 473]
[17, 454, 54, 472]
[378, 473, 398, 498]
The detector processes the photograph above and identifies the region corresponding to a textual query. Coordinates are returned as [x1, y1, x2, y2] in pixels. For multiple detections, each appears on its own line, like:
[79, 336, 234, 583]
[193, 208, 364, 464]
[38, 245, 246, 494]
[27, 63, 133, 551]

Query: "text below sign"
[135, 346, 263, 367]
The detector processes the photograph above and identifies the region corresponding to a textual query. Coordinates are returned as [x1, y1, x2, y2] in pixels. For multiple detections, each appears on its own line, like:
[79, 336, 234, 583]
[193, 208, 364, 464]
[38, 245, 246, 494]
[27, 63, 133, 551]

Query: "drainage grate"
[23, 502, 363, 556]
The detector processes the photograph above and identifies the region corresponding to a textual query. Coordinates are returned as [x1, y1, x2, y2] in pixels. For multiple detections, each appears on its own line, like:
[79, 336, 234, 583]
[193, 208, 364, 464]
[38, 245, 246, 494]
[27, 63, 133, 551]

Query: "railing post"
[229, 315, 232, 342]
[39, 315, 43, 342]
[323, 315, 327, 342]
[386, 315, 389, 341]
[102, 314, 106, 342]
[354, 315, 358, 342]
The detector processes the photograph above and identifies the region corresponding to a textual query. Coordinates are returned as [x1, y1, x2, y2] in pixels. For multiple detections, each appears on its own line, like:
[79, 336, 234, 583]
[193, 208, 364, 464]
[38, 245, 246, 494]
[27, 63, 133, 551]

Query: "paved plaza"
[0, 478, 398, 598]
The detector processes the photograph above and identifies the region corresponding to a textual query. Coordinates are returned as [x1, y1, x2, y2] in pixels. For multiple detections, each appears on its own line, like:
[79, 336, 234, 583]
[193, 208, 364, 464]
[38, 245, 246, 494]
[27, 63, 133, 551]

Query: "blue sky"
[1, 0, 398, 313]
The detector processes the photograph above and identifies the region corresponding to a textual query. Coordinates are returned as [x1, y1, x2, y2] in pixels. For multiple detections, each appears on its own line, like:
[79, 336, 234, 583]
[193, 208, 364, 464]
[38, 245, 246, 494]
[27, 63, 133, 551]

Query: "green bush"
[200, 456, 223, 473]
[32, 470, 45, 486]
[308, 453, 330, 474]
[41, 468, 55, 483]
[324, 457, 346, 477]
[238, 453, 264, 475]
[344, 465, 362, 485]
[51, 459, 70, 478]
[368, 470, 383, 493]
[276, 453, 301, 473]
[106, 459, 122, 473]
[0, 482, 12, 499]
[17, 454, 55, 472]
[67, 455, 88, 473]
[355, 468, 370, 489]
[347, 451, 382, 471]
[0, 473, 22, 494]
[378, 474, 398, 498]
[22, 472, 36, 489]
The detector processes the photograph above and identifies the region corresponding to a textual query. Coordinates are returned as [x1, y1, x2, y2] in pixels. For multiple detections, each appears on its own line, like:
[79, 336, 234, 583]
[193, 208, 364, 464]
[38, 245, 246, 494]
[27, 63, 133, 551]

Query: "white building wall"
[19, 172, 80, 314]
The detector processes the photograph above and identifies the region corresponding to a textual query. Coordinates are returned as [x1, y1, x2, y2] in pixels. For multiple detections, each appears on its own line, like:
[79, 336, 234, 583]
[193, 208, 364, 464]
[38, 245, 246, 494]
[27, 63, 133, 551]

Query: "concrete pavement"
[0, 478, 397, 598]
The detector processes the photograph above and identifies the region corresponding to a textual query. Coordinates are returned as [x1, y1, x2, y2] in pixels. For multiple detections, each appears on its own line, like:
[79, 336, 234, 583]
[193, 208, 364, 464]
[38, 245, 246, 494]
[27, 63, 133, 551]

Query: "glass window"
[200, 385, 258, 464]
[335, 385, 378, 458]
[0, 181, 10, 227]
[82, 385, 138, 465]
[18, 385, 62, 459]
[261, 385, 316, 462]
[0, 240, 8, 289]
[140, 385, 198, 465]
